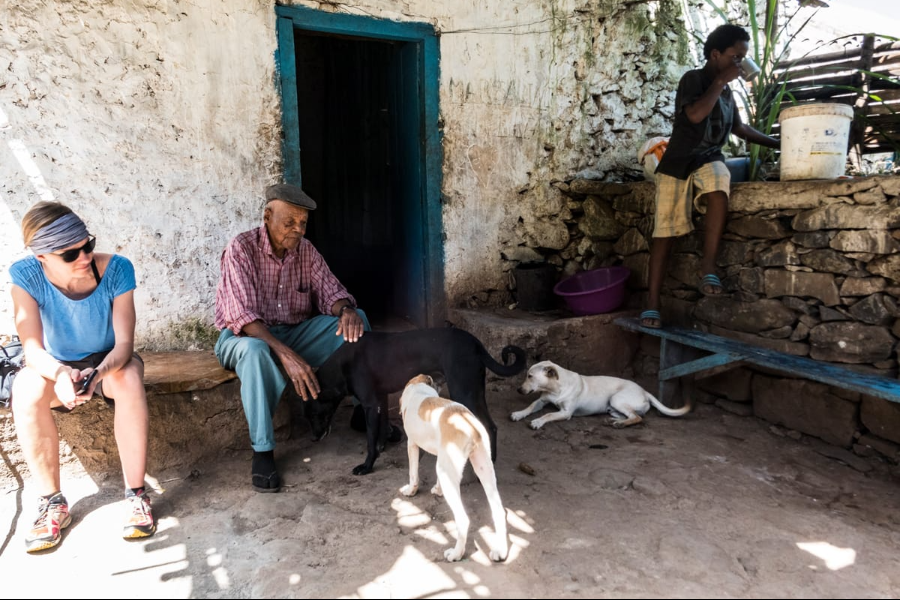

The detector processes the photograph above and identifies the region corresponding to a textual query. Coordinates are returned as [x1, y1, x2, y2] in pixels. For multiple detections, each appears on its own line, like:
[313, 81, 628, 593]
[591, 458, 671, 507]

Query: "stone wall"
[497, 174, 900, 461]
[0, 0, 722, 344]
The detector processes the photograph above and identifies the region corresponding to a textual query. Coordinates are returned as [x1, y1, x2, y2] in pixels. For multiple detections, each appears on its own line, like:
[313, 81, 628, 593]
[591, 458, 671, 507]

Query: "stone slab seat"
[48, 351, 292, 479]
[142, 351, 237, 394]
[615, 317, 900, 410]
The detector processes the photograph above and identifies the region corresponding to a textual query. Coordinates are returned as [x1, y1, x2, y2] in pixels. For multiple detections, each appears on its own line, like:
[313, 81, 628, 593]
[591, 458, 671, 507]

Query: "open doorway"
[294, 33, 400, 325]
[275, 7, 444, 329]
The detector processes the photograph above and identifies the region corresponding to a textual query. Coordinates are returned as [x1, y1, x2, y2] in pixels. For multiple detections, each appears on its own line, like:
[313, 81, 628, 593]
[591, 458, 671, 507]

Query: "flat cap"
[265, 183, 317, 210]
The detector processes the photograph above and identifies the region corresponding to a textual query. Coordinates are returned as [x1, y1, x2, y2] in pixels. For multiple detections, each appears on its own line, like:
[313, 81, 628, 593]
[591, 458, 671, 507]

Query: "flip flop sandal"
[639, 309, 662, 329]
[700, 273, 724, 296]
[252, 471, 282, 493]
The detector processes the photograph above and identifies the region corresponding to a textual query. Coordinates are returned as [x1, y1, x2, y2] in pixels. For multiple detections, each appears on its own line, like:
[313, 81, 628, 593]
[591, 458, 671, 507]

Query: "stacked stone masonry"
[500, 175, 900, 462]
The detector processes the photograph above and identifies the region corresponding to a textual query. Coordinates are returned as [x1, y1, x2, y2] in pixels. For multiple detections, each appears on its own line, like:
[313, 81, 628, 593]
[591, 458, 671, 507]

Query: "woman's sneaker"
[25, 493, 72, 553]
[122, 489, 156, 539]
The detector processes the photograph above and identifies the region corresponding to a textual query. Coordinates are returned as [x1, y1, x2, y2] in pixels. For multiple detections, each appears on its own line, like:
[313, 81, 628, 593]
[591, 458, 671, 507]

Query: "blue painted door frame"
[274, 5, 445, 327]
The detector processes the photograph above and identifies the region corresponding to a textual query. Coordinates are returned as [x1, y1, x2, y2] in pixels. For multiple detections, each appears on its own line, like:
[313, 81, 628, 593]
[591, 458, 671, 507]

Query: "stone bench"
[12, 352, 292, 479]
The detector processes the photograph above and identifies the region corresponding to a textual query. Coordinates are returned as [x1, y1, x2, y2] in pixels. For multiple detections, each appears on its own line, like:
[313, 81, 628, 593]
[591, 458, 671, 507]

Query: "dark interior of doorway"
[294, 32, 412, 330]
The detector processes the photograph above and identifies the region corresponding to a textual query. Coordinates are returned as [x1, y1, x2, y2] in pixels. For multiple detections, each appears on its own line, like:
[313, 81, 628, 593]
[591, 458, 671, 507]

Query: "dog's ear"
[543, 366, 558, 379]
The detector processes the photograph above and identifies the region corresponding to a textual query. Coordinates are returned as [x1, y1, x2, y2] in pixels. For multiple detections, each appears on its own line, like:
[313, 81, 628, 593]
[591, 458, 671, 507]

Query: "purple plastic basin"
[553, 266, 631, 316]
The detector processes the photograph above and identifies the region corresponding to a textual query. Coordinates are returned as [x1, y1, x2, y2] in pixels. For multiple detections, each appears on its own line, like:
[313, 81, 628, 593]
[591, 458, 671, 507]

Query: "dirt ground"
[2, 381, 900, 599]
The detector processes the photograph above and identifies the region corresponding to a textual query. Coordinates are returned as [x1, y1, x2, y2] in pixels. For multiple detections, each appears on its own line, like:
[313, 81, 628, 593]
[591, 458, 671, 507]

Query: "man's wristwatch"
[339, 305, 356, 316]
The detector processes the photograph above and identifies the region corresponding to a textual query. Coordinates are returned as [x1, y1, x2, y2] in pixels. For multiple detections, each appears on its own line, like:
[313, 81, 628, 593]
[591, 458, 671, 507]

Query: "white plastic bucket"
[779, 103, 854, 181]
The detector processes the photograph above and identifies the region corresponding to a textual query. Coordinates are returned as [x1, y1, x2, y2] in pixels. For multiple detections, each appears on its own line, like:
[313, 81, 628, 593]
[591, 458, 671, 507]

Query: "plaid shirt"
[215, 226, 355, 335]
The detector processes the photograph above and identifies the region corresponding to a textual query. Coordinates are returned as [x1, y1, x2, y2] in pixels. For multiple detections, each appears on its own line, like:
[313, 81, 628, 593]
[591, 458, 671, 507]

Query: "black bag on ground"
[1, 337, 24, 409]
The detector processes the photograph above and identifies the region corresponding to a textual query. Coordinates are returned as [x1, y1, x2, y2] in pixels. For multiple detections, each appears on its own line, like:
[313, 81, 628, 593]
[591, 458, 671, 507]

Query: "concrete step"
[448, 307, 641, 378]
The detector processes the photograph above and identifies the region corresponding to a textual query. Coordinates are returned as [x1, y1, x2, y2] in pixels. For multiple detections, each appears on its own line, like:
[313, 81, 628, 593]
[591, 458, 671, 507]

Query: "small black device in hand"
[77, 370, 99, 396]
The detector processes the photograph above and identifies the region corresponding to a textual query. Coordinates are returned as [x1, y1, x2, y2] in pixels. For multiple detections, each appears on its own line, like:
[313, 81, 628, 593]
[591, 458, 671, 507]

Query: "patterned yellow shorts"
[653, 161, 731, 238]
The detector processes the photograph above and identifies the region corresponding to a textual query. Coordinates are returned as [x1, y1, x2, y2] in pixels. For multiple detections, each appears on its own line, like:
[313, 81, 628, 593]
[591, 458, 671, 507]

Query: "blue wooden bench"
[614, 317, 900, 408]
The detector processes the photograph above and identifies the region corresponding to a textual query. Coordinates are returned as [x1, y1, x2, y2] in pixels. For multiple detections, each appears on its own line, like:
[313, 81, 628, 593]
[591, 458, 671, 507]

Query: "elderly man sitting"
[214, 183, 369, 492]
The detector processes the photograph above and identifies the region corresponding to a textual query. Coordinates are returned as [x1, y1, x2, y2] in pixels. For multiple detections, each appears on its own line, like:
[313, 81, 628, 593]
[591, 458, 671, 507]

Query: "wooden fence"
[771, 35, 900, 155]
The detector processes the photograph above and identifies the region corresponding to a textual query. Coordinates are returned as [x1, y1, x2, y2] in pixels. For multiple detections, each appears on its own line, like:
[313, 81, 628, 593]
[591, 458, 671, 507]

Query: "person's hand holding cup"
[740, 57, 761, 81]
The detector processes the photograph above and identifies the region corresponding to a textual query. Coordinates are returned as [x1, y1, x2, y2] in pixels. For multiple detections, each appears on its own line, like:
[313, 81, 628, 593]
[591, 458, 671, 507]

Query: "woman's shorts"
[51, 350, 143, 413]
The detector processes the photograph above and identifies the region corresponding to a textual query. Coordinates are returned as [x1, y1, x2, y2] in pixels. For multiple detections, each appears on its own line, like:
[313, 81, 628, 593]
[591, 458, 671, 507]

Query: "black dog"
[305, 328, 526, 475]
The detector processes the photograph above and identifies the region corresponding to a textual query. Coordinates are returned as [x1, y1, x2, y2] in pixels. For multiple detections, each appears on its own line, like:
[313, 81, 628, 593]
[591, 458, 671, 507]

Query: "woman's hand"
[73, 368, 100, 400]
[54, 367, 78, 409]
[56, 367, 99, 409]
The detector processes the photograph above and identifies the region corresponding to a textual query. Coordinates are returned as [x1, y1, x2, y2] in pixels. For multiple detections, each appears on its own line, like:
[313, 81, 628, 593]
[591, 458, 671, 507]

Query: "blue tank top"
[9, 255, 137, 361]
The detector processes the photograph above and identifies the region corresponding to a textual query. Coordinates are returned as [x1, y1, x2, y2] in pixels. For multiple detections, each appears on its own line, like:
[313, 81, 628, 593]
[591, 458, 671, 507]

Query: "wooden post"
[658, 339, 701, 409]
[849, 34, 875, 169]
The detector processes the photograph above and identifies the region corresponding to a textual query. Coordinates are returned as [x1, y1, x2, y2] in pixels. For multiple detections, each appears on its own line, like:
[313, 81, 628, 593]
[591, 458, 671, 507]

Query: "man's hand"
[241, 320, 322, 401]
[336, 306, 365, 343]
[718, 60, 741, 85]
[279, 350, 320, 401]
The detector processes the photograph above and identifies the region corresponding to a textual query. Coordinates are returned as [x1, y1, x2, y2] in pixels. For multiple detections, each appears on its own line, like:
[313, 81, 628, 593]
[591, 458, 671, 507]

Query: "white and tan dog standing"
[399, 374, 508, 563]
[511, 360, 691, 429]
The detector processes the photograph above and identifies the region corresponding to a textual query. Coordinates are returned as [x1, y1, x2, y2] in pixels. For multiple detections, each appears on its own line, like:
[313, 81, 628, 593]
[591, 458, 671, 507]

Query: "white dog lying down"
[511, 360, 691, 429]
[399, 374, 508, 563]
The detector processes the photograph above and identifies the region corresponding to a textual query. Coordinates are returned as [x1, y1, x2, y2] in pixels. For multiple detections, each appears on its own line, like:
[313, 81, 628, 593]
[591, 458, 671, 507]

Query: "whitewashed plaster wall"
[0, 0, 712, 347]
[0, 0, 283, 346]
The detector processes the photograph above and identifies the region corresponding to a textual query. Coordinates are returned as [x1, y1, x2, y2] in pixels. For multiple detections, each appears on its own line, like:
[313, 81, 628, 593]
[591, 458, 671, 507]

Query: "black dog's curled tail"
[482, 344, 527, 377]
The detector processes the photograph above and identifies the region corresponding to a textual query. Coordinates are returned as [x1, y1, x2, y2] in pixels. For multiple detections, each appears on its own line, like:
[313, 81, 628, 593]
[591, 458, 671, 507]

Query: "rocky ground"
[2, 380, 900, 599]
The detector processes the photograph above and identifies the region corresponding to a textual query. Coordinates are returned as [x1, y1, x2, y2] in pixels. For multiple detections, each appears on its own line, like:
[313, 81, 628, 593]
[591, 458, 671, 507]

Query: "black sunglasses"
[53, 236, 96, 263]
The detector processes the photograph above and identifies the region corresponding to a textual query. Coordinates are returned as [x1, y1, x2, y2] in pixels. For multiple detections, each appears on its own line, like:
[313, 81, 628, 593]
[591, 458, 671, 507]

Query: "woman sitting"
[9, 201, 155, 553]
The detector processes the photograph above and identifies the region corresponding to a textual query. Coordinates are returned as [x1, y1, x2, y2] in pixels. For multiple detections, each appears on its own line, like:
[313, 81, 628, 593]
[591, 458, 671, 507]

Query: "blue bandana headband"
[29, 213, 90, 255]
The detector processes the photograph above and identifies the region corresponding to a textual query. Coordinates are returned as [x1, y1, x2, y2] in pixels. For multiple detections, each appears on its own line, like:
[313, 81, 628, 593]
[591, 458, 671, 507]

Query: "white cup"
[740, 57, 761, 81]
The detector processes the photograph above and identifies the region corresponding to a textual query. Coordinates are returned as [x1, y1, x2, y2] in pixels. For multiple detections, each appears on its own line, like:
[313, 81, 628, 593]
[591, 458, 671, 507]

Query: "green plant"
[704, 0, 818, 179]
[169, 317, 220, 350]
